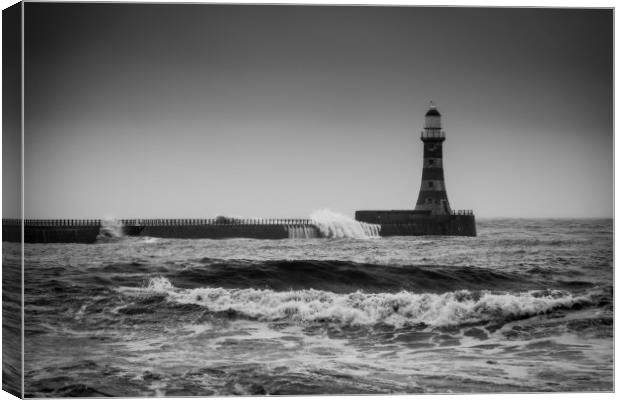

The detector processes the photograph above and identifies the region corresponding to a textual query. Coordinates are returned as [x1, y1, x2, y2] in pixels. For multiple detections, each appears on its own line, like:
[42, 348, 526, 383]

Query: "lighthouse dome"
[425, 108, 441, 117]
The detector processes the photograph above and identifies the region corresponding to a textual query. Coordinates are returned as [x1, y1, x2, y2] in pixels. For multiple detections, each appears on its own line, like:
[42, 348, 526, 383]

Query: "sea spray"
[126, 277, 594, 328]
[97, 218, 125, 241]
[310, 209, 380, 239]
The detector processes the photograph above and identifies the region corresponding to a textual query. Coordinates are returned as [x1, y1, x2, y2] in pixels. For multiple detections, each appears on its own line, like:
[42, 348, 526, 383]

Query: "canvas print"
[2, 2, 613, 397]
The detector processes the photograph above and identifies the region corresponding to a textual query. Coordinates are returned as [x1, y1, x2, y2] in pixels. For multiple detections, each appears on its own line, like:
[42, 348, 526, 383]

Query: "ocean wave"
[123, 277, 595, 328]
[32, 257, 600, 301]
[166, 259, 549, 293]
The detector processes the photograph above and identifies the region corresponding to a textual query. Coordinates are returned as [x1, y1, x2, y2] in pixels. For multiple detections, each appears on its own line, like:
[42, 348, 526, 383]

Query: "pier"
[2, 212, 475, 243]
[2, 218, 322, 243]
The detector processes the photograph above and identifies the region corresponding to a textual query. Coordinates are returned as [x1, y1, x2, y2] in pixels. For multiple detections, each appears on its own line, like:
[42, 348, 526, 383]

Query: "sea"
[2, 218, 614, 396]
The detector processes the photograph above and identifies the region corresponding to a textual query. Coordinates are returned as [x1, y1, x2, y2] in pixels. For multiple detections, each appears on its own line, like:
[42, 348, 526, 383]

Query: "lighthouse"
[414, 102, 451, 215]
[354, 102, 475, 236]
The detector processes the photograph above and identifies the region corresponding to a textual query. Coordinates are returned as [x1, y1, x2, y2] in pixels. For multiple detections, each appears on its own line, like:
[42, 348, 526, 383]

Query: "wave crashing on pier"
[309, 209, 380, 239]
[96, 218, 124, 241]
[92, 209, 381, 240]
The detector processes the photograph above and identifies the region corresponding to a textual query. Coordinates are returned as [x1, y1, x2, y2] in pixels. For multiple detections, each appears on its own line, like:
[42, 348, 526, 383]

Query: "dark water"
[2, 240, 22, 397]
[12, 219, 614, 396]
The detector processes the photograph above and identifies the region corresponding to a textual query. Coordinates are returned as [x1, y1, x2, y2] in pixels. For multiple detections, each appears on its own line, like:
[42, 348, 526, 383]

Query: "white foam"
[135, 277, 591, 328]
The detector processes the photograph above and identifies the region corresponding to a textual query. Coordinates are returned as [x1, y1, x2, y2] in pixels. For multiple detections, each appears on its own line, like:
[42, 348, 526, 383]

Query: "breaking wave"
[310, 209, 380, 239]
[129, 277, 595, 328]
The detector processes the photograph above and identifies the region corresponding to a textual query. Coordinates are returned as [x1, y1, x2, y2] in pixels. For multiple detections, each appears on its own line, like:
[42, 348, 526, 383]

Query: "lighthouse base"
[355, 210, 476, 237]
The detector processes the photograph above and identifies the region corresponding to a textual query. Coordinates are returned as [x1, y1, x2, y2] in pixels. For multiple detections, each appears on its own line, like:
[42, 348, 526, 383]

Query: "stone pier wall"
[138, 224, 290, 240]
[355, 210, 476, 236]
[2, 219, 320, 243]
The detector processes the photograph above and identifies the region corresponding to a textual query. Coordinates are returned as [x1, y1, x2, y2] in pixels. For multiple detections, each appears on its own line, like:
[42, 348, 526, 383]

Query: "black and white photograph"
[1, 1, 614, 397]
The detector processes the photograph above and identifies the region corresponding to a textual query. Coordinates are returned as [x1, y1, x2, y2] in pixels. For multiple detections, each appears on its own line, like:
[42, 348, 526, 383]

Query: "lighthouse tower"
[414, 103, 452, 215]
[354, 101, 475, 235]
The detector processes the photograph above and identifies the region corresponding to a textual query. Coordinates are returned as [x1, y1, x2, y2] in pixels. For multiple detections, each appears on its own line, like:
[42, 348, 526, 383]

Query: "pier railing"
[450, 210, 474, 216]
[6, 214, 475, 226]
[421, 131, 445, 140]
[19, 219, 101, 226]
[124, 218, 315, 226]
[4, 218, 317, 227]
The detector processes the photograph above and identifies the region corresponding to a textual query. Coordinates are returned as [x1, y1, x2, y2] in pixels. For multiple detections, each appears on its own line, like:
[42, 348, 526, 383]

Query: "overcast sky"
[20, 4, 612, 219]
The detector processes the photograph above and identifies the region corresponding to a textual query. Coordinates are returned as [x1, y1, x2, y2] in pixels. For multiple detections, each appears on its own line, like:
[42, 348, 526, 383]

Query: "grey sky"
[21, 4, 612, 219]
[3, 2, 21, 218]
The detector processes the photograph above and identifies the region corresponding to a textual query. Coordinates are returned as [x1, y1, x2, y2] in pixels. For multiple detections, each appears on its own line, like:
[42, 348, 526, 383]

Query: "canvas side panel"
[2, 1, 23, 398]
